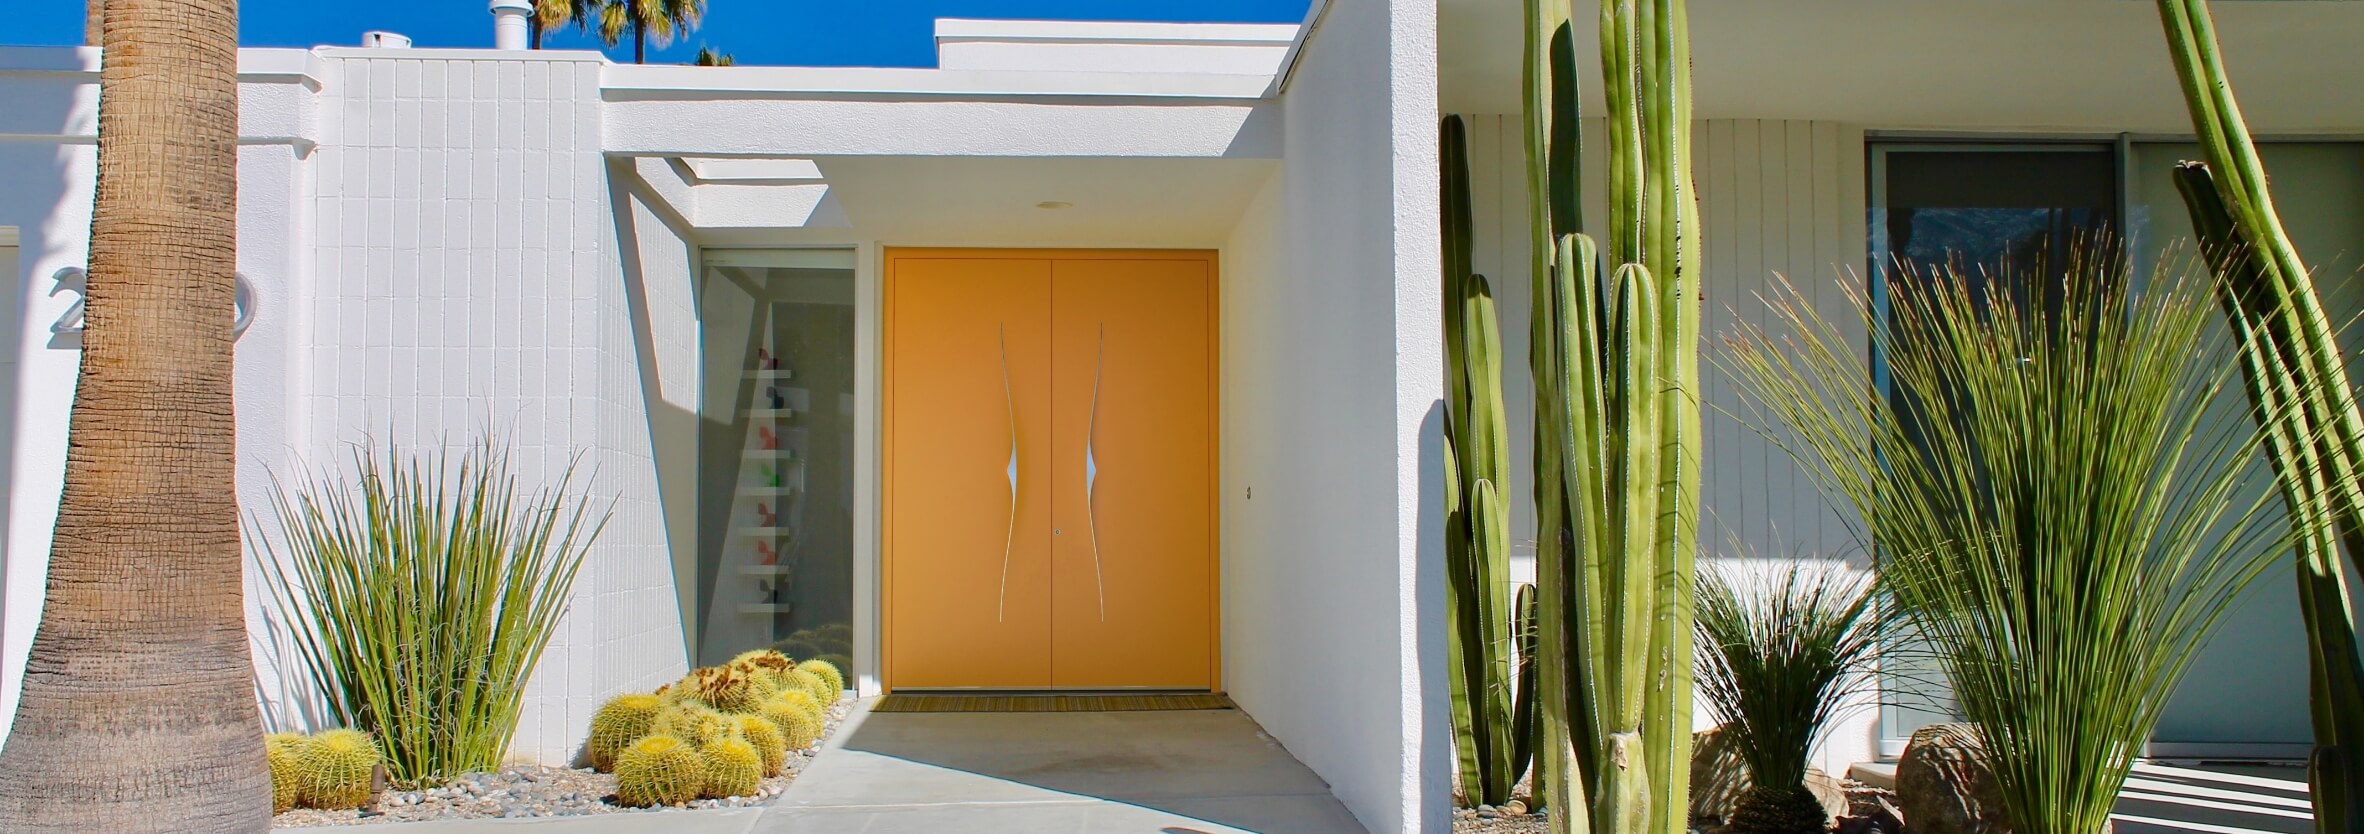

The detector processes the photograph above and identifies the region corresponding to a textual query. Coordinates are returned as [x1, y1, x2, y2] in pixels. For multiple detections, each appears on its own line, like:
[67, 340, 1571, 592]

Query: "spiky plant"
[587, 693, 666, 772]
[1693, 563, 1886, 834]
[614, 734, 704, 807]
[253, 437, 608, 786]
[797, 658, 846, 703]
[760, 694, 823, 751]
[734, 714, 788, 777]
[295, 728, 382, 810]
[1720, 250, 2285, 834]
[2154, 3, 2364, 828]
[266, 733, 309, 814]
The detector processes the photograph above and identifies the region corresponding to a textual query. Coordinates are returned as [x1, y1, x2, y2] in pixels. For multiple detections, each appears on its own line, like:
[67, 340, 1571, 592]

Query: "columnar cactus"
[1442, 113, 1534, 808]
[1523, 0, 1700, 831]
[587, 693, 666, 772]
[265, 733, 309, 814]
[296, 728, 382, 810]
[698, 737, 765, 799]
[614, 735, 706, 807]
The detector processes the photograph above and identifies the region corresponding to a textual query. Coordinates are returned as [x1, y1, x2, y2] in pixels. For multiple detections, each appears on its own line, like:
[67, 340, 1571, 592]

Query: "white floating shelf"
[743, 369, 794, 381]
[739, 486, 799, 497]
[739, 565, 793, 577]
[744, 408, 797, 419]
[739, 603, 794, 615]
[741, 450, 798, 460]
[732, 526, 794, 537]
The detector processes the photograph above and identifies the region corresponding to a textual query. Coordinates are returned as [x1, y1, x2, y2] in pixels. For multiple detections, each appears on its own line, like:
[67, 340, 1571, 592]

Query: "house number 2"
[49, 267, 257, 339]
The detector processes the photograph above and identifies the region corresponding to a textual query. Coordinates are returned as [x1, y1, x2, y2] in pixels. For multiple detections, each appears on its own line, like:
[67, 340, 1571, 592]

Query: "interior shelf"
[742, 369, 794, 381]
[741, 449, 798, 460]
[739, 602, 794, 615]
[738, 565, 793, 577]
[731, 526, 795, 537]
[743, 408, 797, 419]
[739, 486, 800, 497]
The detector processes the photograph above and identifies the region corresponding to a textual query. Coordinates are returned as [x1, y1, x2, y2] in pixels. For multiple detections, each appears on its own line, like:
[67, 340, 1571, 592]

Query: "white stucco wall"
[1217, 0, 1445, 829]
[0, 46, 691, 763]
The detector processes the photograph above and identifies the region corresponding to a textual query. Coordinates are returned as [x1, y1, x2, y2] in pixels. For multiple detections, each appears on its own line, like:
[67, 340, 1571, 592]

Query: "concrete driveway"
[750, 699, 1369, 834]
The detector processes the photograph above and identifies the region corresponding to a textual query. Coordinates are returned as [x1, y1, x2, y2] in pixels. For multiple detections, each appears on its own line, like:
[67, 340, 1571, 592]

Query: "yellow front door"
[886, 249, 1217, 691]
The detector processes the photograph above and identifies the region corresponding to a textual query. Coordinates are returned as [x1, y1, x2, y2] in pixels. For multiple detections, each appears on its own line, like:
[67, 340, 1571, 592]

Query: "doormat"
[872, 693, 1234, 713]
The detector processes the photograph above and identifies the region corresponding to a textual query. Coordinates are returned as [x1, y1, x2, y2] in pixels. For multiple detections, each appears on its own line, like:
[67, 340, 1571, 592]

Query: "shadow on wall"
[0, 56, 97, 744]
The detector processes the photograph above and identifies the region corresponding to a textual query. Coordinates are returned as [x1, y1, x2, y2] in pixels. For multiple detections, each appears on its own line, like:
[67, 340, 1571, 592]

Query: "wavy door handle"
[998, 325, 1018, 623]
[1085, 325, 1106, 621]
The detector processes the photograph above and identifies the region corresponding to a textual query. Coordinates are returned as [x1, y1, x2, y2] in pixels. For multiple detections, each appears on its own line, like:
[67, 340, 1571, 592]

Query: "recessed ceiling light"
[1036, 201, 1073, 210]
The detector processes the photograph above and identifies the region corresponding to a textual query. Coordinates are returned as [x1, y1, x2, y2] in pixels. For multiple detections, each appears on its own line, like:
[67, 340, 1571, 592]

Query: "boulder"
[1691, 727, 1751, 824]
[1894, 724, 2009, 834]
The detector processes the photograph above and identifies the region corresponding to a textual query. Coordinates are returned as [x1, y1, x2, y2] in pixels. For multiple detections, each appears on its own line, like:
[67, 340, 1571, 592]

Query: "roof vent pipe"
[489, 0, 532, 51]
[360, 31, 412, 48]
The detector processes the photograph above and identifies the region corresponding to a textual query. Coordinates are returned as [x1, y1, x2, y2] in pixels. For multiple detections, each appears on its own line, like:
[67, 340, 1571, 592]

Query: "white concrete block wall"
[1218, 0, 1446, 829]
[298, 50, 685, 764]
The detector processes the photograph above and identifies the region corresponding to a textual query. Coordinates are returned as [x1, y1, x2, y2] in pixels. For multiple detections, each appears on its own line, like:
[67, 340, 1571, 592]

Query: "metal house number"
[49, 267, 258, 340]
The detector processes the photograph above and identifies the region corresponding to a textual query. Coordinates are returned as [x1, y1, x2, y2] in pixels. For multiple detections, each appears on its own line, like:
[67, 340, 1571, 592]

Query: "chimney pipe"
[361, 31, 412, 48]
[490, 0, 532, 51]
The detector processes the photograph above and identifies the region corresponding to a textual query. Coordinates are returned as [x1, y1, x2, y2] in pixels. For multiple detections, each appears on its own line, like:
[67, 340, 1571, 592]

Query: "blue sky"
[14, 1, 1313, 67]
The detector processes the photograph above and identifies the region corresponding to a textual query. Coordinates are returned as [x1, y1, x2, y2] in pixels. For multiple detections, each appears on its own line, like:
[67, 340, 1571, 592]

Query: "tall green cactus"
[2156, 3, 2364, 831]
[1442, 114, 1534, 807]
[1524, 0, 1700, 832]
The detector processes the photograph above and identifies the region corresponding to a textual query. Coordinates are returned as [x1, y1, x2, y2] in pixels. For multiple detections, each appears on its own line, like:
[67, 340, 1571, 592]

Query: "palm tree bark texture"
[0, 0, 270, 830]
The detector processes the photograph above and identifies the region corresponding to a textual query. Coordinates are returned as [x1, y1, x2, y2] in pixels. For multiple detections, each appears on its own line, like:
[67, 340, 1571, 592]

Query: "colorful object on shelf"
[765, 387, 786, 410]
[756, 504, 778, 527]
[756, 347, 779, 371]
[759, 463, 782, 488]
[755, 540, 779, 566]
[759, 426, 779, 450]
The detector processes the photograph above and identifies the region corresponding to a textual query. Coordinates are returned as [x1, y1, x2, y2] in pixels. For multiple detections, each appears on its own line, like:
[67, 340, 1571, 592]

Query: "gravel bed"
[1454, 801, 1548, 834]
[273, 699, 853, 828]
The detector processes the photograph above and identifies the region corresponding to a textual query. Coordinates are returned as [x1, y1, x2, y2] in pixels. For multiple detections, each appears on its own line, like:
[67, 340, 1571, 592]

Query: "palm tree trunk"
[84, 0, 101, 44]
[530, 15, 543, 49]
[0, 0, 269, 829]
[634, 19, 646, 64]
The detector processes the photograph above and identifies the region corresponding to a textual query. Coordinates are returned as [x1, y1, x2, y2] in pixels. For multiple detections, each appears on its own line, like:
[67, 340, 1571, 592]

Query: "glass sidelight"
[694, 248, 857, 673]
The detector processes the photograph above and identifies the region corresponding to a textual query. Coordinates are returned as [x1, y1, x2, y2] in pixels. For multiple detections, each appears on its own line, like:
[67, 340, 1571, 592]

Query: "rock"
[1691, 727, 1752, 825]
[1895, 724, 2009, 834]
[1804, 768, 1849, 821]
[1504, 799, 1529, 815]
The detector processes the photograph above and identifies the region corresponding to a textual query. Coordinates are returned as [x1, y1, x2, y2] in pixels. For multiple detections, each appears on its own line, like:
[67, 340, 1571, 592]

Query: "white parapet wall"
[934, 18, 1297, 76]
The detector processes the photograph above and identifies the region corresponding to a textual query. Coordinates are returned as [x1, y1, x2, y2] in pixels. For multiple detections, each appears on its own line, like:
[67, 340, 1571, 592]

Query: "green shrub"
[253, 437, 609, 786]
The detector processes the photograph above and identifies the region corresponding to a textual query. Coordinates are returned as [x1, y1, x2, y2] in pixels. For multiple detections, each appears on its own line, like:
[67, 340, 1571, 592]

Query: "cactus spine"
[296, 728, 383, 810]
[760, 694, 823, 751]
[587, 693, 666, 772]
[266, 733, 309, 814]
[797, 659, 845, 703]
[698, 737, 765, 799]
[2156, 3, 2364, 830]
[614, 734, 706, 807]
[1442, 113, 1534, 807]
[1523, 0, 1700, 831]
[734, 714, 789, 777]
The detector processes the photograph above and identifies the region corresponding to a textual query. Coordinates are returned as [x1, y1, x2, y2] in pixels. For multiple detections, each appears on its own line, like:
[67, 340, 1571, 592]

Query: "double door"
[885, 249, 1216, 690]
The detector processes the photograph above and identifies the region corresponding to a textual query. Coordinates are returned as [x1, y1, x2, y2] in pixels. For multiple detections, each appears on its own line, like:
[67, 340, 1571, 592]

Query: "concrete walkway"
[749, 698, 1369, 834]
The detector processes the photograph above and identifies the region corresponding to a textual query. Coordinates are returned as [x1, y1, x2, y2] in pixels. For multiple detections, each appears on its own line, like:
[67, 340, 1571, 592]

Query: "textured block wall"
[297, 50, 688, 763]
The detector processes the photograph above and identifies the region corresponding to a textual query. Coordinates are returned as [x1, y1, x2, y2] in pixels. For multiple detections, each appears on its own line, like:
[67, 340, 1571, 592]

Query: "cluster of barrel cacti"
[265, 728, 384, 814]
[585, 650, 843, 807]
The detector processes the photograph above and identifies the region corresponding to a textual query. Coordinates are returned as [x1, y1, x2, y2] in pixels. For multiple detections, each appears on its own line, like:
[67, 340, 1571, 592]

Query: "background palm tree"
[532, 0, 601, 50]
[0, 0, 270, 830]
[600, 0, 707, 64]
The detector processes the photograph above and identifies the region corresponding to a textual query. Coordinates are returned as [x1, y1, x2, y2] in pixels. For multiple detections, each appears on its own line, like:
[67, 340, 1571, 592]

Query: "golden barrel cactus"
[699, 737, 765, 799]
[759, 694, 823, 751]
[796, 659, 844, 704]
[614, 734, 706, 807]
[296, 728, 381, 810]
[734, 714, 789, 776]
[587, 693, 666, 772]
[265, 732, 310, 814]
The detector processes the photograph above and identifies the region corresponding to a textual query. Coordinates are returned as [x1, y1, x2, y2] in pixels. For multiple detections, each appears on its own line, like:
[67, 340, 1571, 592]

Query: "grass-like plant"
[1720, 250, 2285, 834]
[254, 437, 609, 786]
[1694, 561, 1886, 834]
